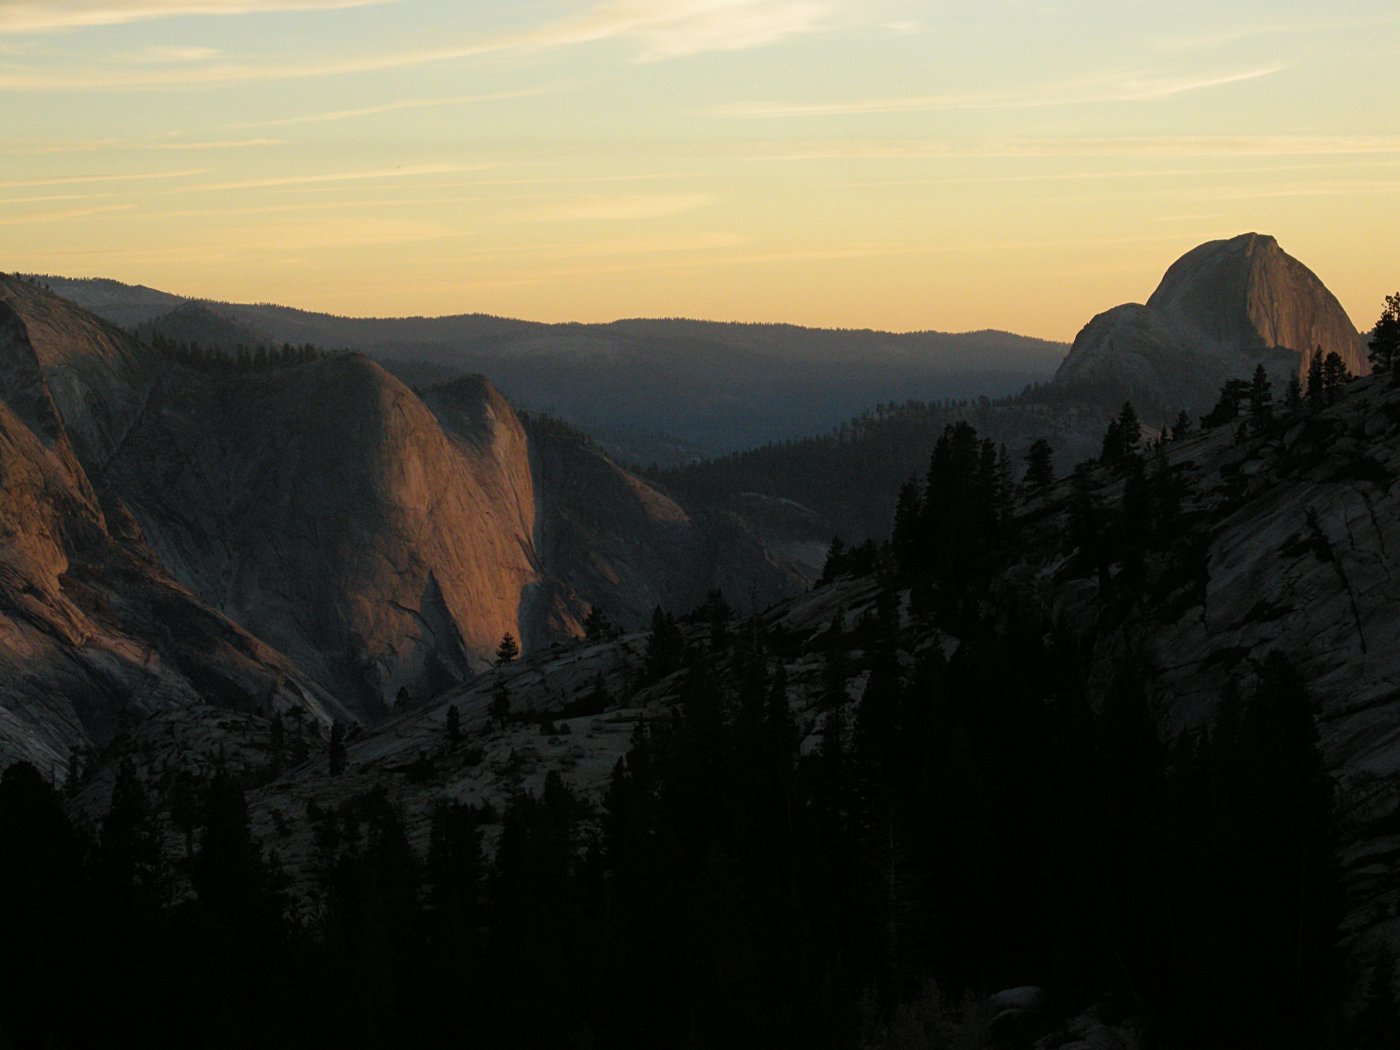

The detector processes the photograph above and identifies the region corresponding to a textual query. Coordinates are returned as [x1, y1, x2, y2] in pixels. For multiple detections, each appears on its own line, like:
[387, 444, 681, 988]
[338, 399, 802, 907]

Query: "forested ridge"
[5, 369, 1392, 1049]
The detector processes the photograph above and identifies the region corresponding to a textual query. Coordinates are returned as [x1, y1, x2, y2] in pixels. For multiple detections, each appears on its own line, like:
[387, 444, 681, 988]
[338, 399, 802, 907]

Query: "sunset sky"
[2, 0, 1397, 341]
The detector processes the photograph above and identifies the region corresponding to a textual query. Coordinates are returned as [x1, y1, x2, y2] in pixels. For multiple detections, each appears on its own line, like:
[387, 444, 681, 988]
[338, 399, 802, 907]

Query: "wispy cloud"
[183, 162, 491, 192]
[0, 203, 133, 224]
[0, 192, 112, 204]
[0, 0, 869, 89]
[724, 66, 1285, 117]
[760, 135, 1400, 160]
[0, 1, 389, 34]
[0, 168, 204, 189]
[131, 45, 220, 62]
[1153, 13, 1400, 51]
[515, 192, 713, 222]
[234, 88, 555, 128]
[5, 137, 282, 154]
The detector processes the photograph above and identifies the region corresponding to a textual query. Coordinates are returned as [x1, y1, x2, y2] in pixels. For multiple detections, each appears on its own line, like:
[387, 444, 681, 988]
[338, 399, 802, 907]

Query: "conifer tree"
[1322, 351, 1350, 404]
[328, 721, 347, 776]
[1306, 348, 1325, 411]
[1023, 438, 1054, 492]
[1171, 409, 1193, 441]
[583, 606, 614, 641]
[495, 632, 520, 666]
[1284, 370, 1303, 414]
[1367, 292, 1400, 380]
[1248, 364, 1273, 425]
[489, 675, 511, 728]
[1203, 379, 1251, 428]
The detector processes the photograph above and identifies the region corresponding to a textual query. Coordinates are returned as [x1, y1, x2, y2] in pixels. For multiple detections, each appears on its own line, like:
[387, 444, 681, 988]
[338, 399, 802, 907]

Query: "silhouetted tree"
[1306, 348, 1325, 412]
[1284, 371, 1303, 414]
[1100, 402, 1142, 465]
[495, 632, 520, 666]
[1367, 292, 1400, 380]
[1203, 379, 1251, 428]
[444, 704, 461, 745]
[1023, 438, 1054, 492]
[328, 721, 348, 776]
[1171, 409, 1193, 441]
[1322, 351, 1350, 404]
[1248, 364, 1273, 425]
[821, 536, 848, 583]
[489, 675, 511, 728]
[644, 607, 685, 681]
[583, 606, 615, 641]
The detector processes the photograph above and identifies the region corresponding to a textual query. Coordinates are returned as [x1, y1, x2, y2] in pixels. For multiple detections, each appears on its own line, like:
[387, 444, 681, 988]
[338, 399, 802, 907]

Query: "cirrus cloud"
[0, 0, 390, 34]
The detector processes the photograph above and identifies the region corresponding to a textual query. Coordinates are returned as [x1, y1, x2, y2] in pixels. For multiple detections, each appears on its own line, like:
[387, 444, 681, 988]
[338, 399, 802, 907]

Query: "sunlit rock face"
[103, 355, 541, 715]
[0, 277, 820, 765]
[0, 279, 346, 771]
[1054, 233, 1367, 416]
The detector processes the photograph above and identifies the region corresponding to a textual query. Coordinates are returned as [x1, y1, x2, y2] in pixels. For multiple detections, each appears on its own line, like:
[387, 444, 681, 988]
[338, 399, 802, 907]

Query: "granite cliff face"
[103, 355, 541, 712]
[522, 415, 821, 636]
[0, 278, 819, 765]
[0, 277, 543, 750]
[0, 282, 347, 772]
[1054, 233, 1366, 417]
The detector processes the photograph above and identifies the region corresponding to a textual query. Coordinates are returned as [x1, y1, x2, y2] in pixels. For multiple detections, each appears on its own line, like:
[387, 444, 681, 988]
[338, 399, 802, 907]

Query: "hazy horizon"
[4, 1, 1398, 341]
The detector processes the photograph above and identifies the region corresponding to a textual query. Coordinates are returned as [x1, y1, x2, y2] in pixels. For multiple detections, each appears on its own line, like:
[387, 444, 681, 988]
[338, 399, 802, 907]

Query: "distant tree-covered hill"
[28, 274, 1067, 460]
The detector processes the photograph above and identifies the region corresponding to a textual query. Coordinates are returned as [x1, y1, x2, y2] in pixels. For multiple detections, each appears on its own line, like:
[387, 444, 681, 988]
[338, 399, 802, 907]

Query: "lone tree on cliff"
[495, 632, 519, 666]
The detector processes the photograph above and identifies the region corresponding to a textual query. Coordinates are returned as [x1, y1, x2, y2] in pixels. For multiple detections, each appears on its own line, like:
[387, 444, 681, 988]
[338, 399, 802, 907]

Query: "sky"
[1, 0, 1398, 341]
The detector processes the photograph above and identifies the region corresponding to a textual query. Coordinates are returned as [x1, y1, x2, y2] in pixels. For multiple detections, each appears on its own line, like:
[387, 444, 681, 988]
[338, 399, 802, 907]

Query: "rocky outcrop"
[1054, 233, 1366, 417]
[104, 356, 541, 713]
[0, 278, 823, 766]
[521, 415, 820, 635]
[0, 281, 346, 771]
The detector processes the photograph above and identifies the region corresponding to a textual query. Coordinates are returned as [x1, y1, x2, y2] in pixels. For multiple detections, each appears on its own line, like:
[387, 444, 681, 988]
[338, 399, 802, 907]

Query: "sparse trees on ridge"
[1368, 292, 1400, 380]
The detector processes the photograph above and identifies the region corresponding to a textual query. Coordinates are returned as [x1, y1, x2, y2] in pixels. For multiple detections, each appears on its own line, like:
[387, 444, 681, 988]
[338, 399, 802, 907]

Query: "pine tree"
[489, 675, 511, 728]
[1203, 379, 1251, 428]
[1284, 371, 1303, 414]
[328, 721, 347, 776]
[891, 479, 923, 578]
[1116, 401, 1142, 458]
[1248, 364, 1273, 425]
[583, 606, 614, 641]
[1023, 438, 1054, 492]
[445, 704, 461, 745]
[1367, 292, 1400, 380]
[99, 758, 162, 910]
[495, 632, 520, 666]
[1100, 402, 1142, 465]
[644, 606, 684, 681]
[1171, 409, 1193, 441]
[1322, 351, 1350, 404]
[820, 535, 847, 583]
[1306, 348, 1325, 411]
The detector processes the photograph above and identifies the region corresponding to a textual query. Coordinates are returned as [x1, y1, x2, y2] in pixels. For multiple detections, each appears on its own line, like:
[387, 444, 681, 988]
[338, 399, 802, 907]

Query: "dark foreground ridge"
[6, 362, 1400, 1048]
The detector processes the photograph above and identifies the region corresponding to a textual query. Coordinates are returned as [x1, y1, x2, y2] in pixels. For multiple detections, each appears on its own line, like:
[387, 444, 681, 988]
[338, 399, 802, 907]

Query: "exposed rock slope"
[0, 281, 346, 772]
[522, 414, 822, 634]
[0, 278, 821, 766]
[104, 356, 541, 711]
[1054, 233, 1366, 416]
